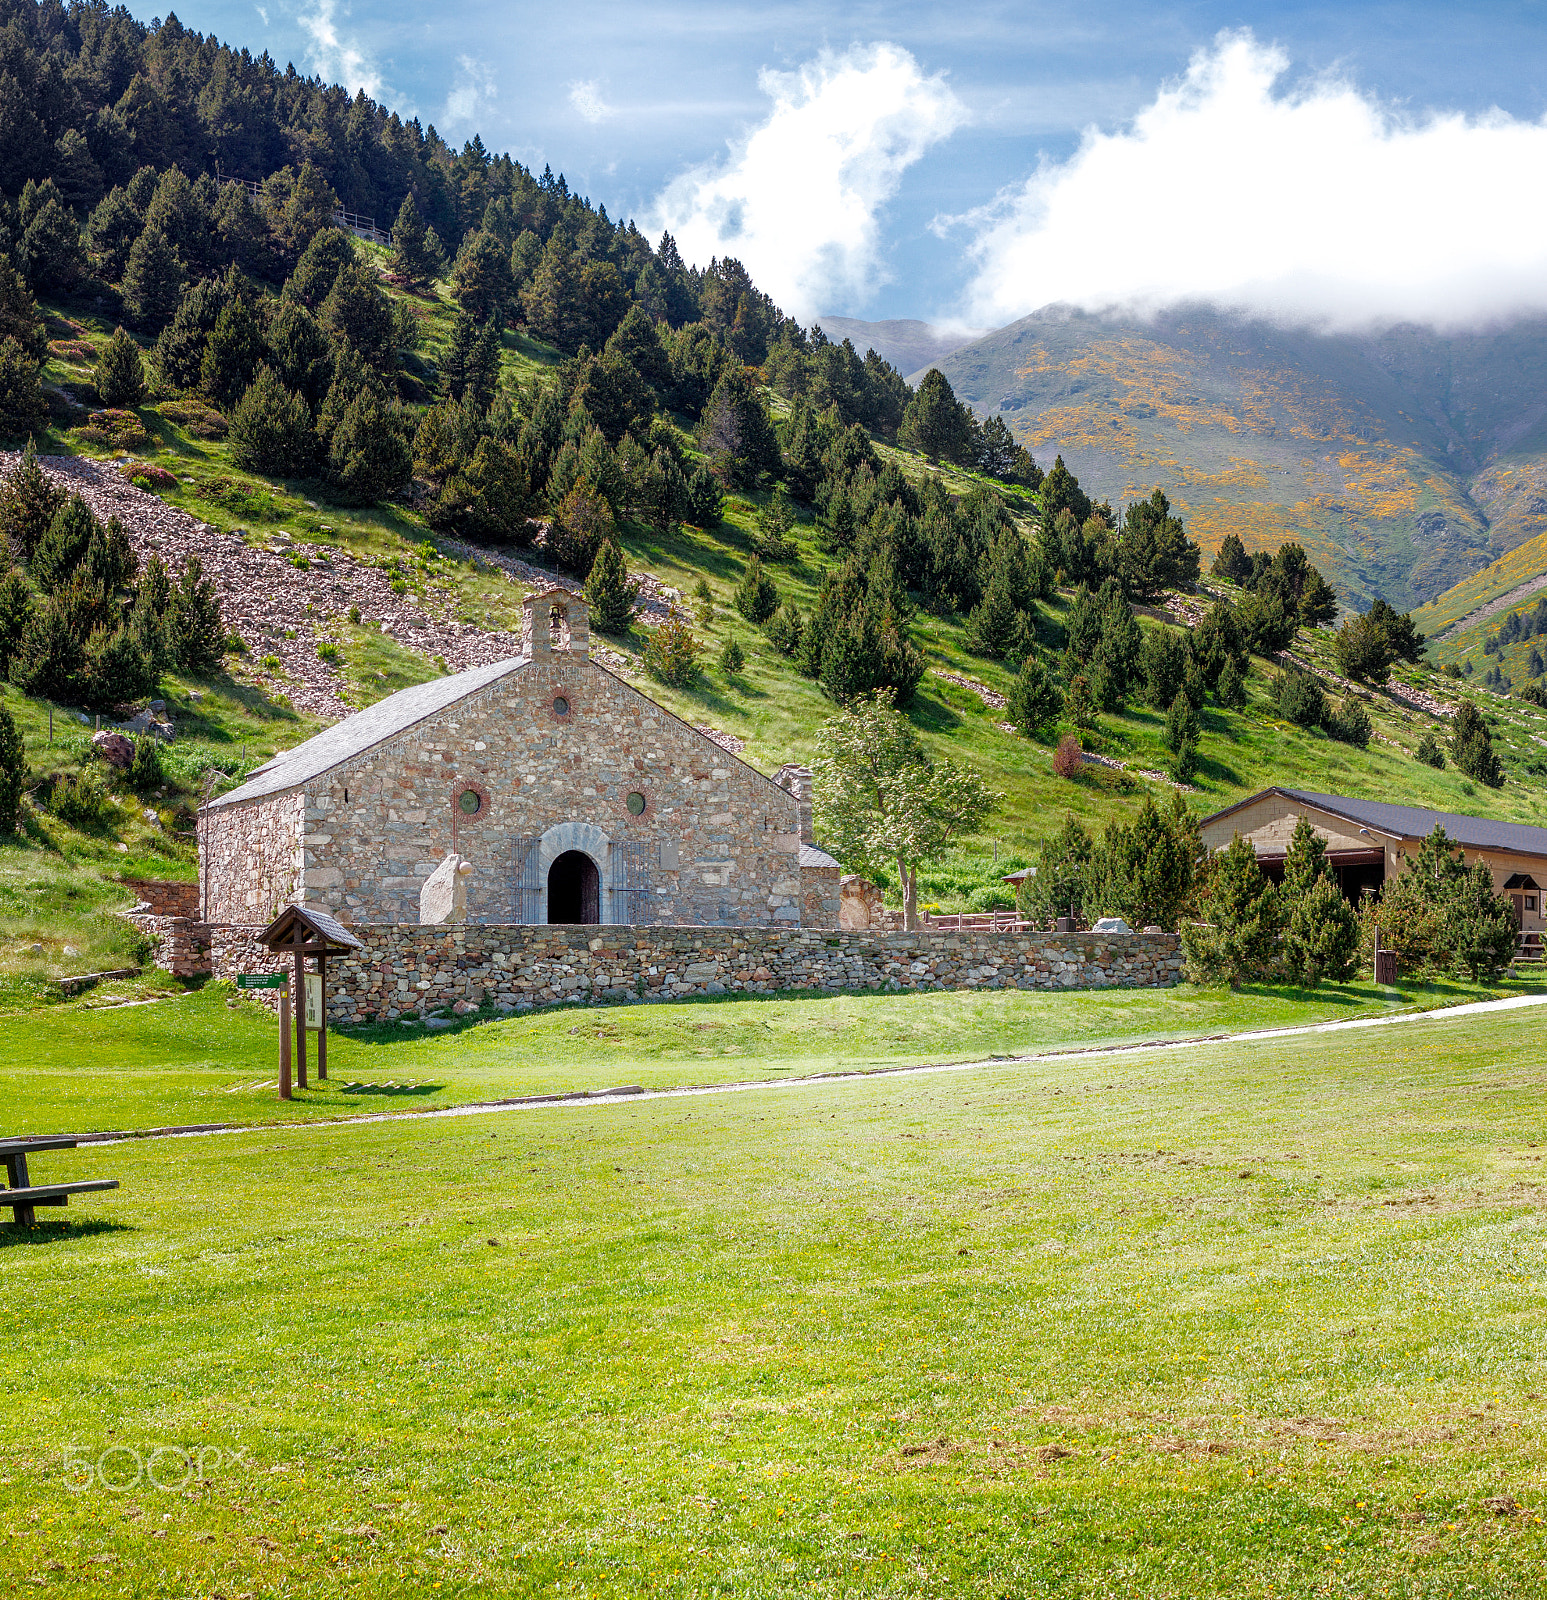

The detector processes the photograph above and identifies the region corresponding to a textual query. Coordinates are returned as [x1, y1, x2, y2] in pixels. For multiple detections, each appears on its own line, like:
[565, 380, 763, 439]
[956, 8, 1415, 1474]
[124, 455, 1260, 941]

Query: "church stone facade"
[200, 593, 841, 930]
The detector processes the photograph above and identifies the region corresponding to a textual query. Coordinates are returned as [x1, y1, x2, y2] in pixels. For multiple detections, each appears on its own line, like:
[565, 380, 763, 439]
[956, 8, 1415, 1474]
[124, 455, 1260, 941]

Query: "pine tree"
[1007, 654, 1061, 741]
[1445, 862, 1520, 981]
[198, 300, 266, 409]
[0, 439, 64, 563]
[1280, 817, 1359, 986]
[441, 313, 500, 413]
[170, 554, 224, 675]
[121, 225, 184, 327]
[0, 704, 22, 833]
[0, 337, 45, 440]
[719, 634, 746, 674]
[31, 497, 98, 595]
[450, 231, 515, 324]
[81, 623, 154, 709]
[389, 194, 438, 288]
[327, 390, 411, 505]
[82, 516, 137, 596]
[1449, 700, 1504, 787]
[1165, 690, 1200, 753]
[765, 601, 804, 657]
[0, 255, 45, 359]
[0, 570, 32, 676]
[548, 478, 616, 573]
[897, 368, 974, 464]
[643, 609, 702, 688]
[228, 366, 314, 476]
[287, 228, 355, 309]
[685, 467, 723, 528]
[964, 567, 1032, 660]
[583, 537, 640, 633]
[8, 598, 82, 699]
[94, 326, 146, 407]
[1216, 655, 1247, 711]
[734, 554, 779, 625]
[1415, 729, 1445, 769]
[1212, 532, 1252, 583]
[1181, 833, 1281, 988]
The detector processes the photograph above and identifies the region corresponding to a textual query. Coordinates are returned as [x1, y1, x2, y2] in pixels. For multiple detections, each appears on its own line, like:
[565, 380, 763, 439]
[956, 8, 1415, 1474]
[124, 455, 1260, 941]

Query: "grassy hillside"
[9, 258, 1547, 987]
[925, 305, 1547, 614]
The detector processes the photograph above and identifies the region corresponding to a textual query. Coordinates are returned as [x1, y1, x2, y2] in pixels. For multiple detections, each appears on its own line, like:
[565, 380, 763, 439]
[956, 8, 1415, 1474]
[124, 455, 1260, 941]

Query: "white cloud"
[443, 55, 496, 130]
[652, 42, 966, 321]
[296, 0, 382, 99]
[958, 31, 1547, 332]
[569, 80, 615, 125]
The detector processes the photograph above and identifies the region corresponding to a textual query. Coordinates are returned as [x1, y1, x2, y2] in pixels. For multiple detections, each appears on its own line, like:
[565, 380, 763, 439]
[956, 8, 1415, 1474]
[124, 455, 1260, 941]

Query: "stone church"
[199, 591, 841, 929]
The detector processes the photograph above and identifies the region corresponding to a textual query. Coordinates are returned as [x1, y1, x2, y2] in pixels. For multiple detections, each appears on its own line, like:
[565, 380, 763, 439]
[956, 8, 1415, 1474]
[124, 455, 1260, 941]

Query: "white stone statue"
[420, 854, 474, 925]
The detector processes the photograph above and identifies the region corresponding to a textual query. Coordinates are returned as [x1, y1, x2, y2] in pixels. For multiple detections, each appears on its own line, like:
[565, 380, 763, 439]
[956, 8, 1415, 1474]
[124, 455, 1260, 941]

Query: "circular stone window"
[626, 791, 646, 816]
[553, 694, 571, 718]
[451, 779, 489, 821]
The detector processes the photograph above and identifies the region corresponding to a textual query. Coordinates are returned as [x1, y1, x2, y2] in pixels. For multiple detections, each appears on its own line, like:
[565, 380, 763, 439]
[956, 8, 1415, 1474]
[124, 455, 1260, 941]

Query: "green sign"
[236, 973, 286, 990]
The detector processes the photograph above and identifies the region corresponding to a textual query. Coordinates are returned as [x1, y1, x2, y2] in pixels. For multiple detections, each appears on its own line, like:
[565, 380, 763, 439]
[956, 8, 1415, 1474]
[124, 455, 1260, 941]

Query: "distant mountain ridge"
[813, 317, 980, 379]
[918, 304, 1547, 615]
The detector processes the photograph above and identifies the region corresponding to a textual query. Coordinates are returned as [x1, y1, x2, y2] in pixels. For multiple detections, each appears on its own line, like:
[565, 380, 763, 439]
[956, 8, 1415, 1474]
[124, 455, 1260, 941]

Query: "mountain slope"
[922, 304, 1547, 613]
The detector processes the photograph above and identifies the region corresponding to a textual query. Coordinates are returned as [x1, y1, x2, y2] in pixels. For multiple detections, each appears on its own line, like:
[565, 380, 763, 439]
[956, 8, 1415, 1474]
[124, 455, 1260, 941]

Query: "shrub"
[94, 326, 146, 407]
[0, 335, 45, 439]
[1052, 733, 1083, 779]
[126, 735, 165, 794]
[50, 769, 112, 831]
[718, 634, 746, 673]
[124, 462, 178, 492]
[1415, 729, 1445, 769]
[643, 610, 702, 688]
[158, 399, 228, 438]
[734, 555, 779, 625]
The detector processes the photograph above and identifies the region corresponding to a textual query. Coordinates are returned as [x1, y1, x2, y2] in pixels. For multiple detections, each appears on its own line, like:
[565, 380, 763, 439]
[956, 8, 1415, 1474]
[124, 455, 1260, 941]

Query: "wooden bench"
[2, 1137, 119, 1228]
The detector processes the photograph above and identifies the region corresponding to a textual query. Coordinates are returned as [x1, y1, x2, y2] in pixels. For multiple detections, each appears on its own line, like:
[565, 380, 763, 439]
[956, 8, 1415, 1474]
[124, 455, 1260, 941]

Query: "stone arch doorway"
[548, 850, 601, 924]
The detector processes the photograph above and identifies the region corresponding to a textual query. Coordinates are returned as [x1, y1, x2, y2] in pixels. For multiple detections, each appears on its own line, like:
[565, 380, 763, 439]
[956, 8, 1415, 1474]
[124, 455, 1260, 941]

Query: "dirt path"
[1427, 571, 1547, 646]
[78, 988, 1547, 1146]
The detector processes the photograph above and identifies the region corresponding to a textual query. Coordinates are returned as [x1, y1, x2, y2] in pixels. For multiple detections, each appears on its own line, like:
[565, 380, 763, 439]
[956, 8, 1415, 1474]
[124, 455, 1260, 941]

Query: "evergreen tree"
[522, 236, 587, 351]
[17, 185, 85, 293]
[1334, 610, 1396, 684]
[1087, 791, 1201, 931]
[1415, 729, 1445, 769]
[1038, 455, 1092, 528]
[1139, 626, 1188, 709]
[228, 367, 314, 476]
[31, 497, 98, 595]
[1115, 489, 1201, 601]
[450, 231, 515, 323]
[389, 194, 438, 288]
[94, 326, 146, 407]
[0, 440, 65, 562]
[1234, 586, 1297, 655]
[169, 554, 224, 675]
[643, 608, 702, 688]
[327, 390, 411, 504]
[605, 305, 672, 396]
[0, 255, 45, 359]
[9, 599, 82, 700]
[698, 367, 781, 488]
[0, 570, 32, 677]
[1212, 532, 1252, 583]
[1191, 600, 1246, 689]
[718, 634, 746, 674]
[964, 567, 1032, 660]
[0, 704, 22, 834]
[1181, 834, 1281, 988]
[685, 466, 723, 528]
[287, 228, 355, 309]
[1446, 862, 1521, 981]
[548, 478, 616, 573]
[121, 225, 184, 327]
[1164, 690, 1200, 753]
[1275, 668, 1325, 727]
[198, 300, 266, 408]
[435, 437, 533, 544]
[897, 368, 975, 465]
[0, 337, 45, 440]
[583, 537, 640, 633]
[1449, 701, 1504, 787]
[85, 189, 144, 281]
[1216, 655, 1247, 710]
[82, 516, 137, 597]
[765, 601, 804, 656]
[266, 301, 333, 407]
[128, 554, 173, 673]
[441, 313, 501, 413]
[1279, 817, 1359, 987]
[1324, 696, 1372, 747]
[1007, 654, 1061, 741]
[81, 622, 154, 708]
[319, 262, 398, 371]
[734, 554, 779, 625]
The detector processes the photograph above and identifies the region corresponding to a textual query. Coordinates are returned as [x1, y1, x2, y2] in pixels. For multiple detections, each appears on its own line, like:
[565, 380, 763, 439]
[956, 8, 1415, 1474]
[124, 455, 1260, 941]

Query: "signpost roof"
[257, 904, 364, 953]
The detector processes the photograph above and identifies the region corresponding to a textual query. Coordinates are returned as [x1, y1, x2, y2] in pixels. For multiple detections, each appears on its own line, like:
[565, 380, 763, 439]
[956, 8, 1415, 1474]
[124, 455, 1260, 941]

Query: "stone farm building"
[200, 591, 841, 929]
[1200, 787, 1547, 956]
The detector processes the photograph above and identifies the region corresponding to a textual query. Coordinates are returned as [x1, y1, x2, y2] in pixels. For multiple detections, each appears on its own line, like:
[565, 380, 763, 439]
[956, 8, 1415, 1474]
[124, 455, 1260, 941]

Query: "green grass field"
[3, 992, 1546, 1596]
[0, 976, 1527, 1136]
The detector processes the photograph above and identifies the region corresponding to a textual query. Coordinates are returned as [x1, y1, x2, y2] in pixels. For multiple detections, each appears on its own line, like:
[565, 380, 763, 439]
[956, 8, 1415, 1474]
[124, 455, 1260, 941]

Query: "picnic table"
[1, 1138, 119, 1228]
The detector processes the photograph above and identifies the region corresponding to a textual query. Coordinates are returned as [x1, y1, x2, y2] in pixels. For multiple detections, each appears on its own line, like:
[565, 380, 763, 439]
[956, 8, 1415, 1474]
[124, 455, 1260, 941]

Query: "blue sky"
[140, 2, 1547, 328]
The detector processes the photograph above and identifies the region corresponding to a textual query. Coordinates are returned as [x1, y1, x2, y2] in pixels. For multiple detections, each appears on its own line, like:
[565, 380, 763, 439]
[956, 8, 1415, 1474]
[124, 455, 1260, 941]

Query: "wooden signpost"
[253, 906, 364, 1103]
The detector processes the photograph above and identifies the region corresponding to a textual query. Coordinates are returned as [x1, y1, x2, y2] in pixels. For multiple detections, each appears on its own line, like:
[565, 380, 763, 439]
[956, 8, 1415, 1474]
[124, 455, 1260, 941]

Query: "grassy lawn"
[3, 1004, 1546, 1595]
[0, 975, 1534, 1137]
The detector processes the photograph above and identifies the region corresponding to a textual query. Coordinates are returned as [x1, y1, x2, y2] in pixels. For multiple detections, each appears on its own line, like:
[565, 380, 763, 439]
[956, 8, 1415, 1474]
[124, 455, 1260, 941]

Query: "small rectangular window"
[1528, 896, 1538, 912]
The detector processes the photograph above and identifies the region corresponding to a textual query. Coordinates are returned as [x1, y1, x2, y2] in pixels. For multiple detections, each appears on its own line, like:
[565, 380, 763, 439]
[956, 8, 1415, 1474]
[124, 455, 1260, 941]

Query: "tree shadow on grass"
[0, 1218, 134, 1249]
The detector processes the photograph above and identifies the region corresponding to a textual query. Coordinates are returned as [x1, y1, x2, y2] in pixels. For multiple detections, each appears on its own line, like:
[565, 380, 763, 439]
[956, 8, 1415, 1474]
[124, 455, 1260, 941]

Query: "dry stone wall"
[210, 924, 1183, 1024]
[200, 790, 305, 923]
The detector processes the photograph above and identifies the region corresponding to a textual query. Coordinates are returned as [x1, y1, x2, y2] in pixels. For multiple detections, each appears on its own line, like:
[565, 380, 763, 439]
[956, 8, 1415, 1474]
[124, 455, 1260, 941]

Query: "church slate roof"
[1202, 787, 1547, 859]
[208, 657, 526, 810]
[799, 842, 841, 870]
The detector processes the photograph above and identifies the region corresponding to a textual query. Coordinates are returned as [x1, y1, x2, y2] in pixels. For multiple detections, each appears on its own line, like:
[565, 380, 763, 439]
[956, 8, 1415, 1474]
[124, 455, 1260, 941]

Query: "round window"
[626, 791, 646, 815]
[458, 789, 483, 816]
[553, 695, 570, 717]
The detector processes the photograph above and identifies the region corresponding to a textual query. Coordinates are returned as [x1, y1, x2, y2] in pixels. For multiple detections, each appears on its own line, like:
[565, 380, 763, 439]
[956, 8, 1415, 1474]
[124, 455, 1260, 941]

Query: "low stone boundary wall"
[210, 924, 1183, 1025]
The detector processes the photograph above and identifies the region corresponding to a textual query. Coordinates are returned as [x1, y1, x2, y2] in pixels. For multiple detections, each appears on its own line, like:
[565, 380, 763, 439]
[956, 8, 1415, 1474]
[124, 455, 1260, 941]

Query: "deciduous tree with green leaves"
[813, 689, 1000, 931]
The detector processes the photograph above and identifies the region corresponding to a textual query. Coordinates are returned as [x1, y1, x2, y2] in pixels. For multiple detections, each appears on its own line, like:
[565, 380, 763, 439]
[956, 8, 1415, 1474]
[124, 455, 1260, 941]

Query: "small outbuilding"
[1198, 787, 1547, 950]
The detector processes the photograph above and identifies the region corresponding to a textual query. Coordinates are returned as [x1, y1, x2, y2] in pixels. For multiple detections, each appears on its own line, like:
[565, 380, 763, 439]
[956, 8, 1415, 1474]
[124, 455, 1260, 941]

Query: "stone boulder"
[420, 853, 473, 925]
[91, 730, 135, 768]
[838, 875, 886, 930]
